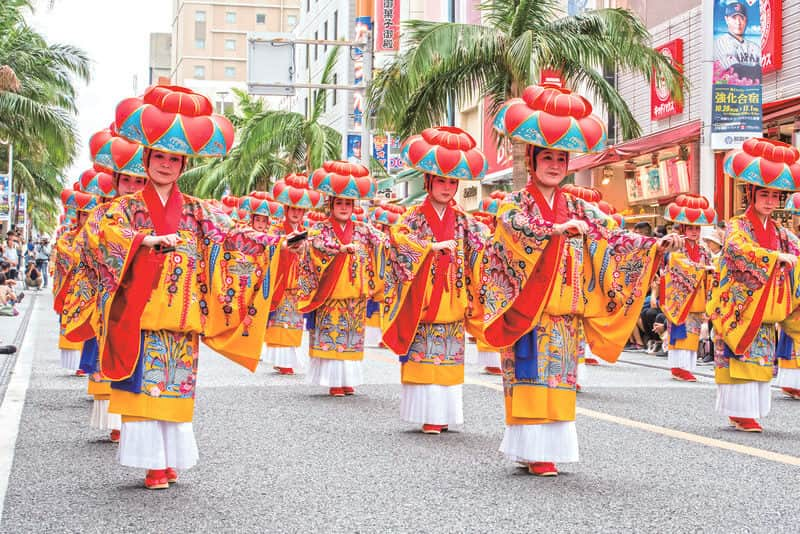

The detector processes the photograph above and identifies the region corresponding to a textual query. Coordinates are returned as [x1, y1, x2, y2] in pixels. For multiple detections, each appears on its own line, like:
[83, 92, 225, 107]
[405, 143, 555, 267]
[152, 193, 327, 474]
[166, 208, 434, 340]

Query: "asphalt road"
[1, 293, 799, 533]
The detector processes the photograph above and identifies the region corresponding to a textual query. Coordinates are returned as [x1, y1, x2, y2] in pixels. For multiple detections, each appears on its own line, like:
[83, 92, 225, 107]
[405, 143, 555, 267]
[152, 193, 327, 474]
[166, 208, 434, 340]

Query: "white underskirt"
[306, 357, 363, 387]
[265, 346, 305, 370]
[668, 349, 697, 372]
[400, 384, 463, 425]
[499, 422, 579, 463]
[477, 350, 500, 367]
[577, 362, 587, 383]
[117, 420, 198, 470]
[90, 399, 121, 431]
[60, 349, 81, 371]
[715, 381, 771, 419]
[364, 326, 382, 348]
[776, 367, 800, 388]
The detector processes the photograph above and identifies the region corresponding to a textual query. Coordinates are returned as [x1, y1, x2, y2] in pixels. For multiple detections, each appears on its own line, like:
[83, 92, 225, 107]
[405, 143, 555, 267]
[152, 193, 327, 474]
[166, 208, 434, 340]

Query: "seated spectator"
[26, 262, 42, 290]
[633, 221, 653, 237]
[0, 272, 18, 316]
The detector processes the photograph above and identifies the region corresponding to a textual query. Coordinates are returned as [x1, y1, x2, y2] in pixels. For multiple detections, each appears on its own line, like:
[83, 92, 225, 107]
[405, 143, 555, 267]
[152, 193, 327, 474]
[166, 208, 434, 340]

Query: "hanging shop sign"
[760, 0, 782, 74]
[0, 173, 9, 223]
[651, 39, 684, 121]
[375, 0, 400, 52]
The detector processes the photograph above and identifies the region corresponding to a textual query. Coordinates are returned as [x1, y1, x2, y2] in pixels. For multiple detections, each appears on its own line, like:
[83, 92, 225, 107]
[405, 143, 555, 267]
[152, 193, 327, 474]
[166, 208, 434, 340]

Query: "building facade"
[171, 0, 300, 111]
[149, 33, 172, 84]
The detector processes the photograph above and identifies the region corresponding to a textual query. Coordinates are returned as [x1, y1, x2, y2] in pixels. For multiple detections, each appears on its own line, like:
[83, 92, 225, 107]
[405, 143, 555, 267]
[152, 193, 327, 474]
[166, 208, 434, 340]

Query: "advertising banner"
[352, 16, 372, 130]
[372, 133, 389, 170]
[0, 173, 10, 222]
[760, 0, 782, 74]
[388, 135, 404, 172]
[711, 0, 763, 149]
[651, 39, 684, 121]
[346, 134, 363, 163]
[375, 0, 400, 52]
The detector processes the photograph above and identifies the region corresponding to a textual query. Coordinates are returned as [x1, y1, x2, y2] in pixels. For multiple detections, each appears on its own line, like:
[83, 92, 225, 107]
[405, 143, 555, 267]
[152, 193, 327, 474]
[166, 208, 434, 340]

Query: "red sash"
[421, 199, 456, 322]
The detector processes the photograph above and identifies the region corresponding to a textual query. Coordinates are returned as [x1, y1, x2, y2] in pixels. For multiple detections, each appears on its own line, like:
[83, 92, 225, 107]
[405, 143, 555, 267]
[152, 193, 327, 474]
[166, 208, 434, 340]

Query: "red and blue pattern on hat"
[724, 137, 800, 191]
[89, 127, 147, 177]
[664, 194, 717, 226]
[401, 126, 488, 180]
[114, 85, 234, 157]
[240, 195, 284, 219]
[309, 160, 376, 200]
[371, 203, 406, 226]
[79, 167, 117, 198]
[785, 192, 800, 215]
[494, 84, 606, 153]
[478, 190, 508, 215]
[61, 189, 99, 213]
[272, 173, 324, 209]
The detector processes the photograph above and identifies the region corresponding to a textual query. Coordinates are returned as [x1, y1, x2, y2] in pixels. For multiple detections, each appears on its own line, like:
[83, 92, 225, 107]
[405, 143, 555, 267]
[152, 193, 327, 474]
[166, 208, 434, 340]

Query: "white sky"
[27, 0, 172, 184]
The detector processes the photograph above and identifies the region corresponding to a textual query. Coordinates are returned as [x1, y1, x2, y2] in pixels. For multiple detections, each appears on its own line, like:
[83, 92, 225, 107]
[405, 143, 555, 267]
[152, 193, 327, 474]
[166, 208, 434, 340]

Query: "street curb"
[0, 292, 39, 524]
[0, 292, 37, 406]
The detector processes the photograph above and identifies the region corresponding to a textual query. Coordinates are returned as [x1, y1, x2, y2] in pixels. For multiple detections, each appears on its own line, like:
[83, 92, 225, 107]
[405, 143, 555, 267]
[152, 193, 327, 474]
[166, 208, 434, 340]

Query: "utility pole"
[360, 28, 374, 167]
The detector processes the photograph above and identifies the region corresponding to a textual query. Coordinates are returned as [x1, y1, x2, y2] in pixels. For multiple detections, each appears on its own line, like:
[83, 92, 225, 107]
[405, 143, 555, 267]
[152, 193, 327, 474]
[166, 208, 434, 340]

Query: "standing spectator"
[34, 236, 52, 288]
[3, 232, 19, 279]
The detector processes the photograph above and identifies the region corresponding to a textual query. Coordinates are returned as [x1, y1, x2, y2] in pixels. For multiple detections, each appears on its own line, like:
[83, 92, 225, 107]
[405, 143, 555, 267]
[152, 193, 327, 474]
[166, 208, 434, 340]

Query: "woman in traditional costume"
[364, 204, 404, 349]
[94, 85, 295, 489]
[479, 85, 682, 475]
[779, 193, 800, 399]
[53, 190, 99, 376]
[298, 161, 385, 397]
[660, 194, 717, 382]
[63, 128, 149, 443]
[263, 174, 322, 375]
[709, 138, 800, 431]
[382, 126, 489, 434]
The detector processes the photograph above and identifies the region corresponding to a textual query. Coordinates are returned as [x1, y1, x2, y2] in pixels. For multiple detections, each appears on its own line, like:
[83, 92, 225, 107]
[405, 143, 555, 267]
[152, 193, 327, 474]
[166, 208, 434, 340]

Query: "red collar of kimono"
[745, 206, 779, 250]
[420, 198, 457, 321]
[329, 216, 354, 245]
[283, 219, 298, 234]
[685, 239, 700, 263]
[526, 183, 569, 224]
[142, 181, 183, 235]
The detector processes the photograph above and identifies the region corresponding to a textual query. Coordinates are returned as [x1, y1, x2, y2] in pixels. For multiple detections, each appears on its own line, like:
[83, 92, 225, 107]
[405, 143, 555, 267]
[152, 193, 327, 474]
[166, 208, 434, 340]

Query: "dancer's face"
[286, 207, 306, 225]
[145, 149, 185, 186]
[683, 225, 701, 242]
[251, 214, 269, 231]
[752, 188, 781, 218]
[428, 176, 459, 205]
[331, 197, 354, 223]
[533, 149, 568, 188]
[116, 174, 147, 196]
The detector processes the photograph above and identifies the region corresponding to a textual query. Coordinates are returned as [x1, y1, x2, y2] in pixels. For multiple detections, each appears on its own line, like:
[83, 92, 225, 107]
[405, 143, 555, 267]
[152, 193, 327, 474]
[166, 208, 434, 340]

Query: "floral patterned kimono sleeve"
[52, 227, 81, 314]
[477, 192, 559, 348]
[296, 224, 344, 312]
[363, 223, 390, 300]
[579, 200, 661, 361]
[62, 205, 109, 342]
[660, 251, 709, 326]
[463, 216, 491, 339]
[707, 216, 790, 355]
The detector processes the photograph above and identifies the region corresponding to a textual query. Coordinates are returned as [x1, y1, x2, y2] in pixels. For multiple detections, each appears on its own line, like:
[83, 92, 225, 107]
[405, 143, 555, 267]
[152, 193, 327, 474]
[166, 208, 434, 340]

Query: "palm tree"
[185, 46, 344, 198]
[367, 0, 685, 189]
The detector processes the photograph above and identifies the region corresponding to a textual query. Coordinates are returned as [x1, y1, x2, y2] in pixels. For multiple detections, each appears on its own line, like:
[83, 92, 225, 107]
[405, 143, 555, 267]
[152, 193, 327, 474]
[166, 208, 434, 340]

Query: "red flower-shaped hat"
[562, 184, 602, 204]
[478, 191, 508, 215]
[273, 173, 323, 209]
[785, 192, 800, 215]
[664, 194, 717, 226]
[71, 191, 99, 212]
[89, 128, 146, 177]
[115, 85, 234, 157]
[724, 138, 800, 191]
[494, 85, 607, 153]
[79, 168, 117, 198]
[401, 126, 488, 180]
[310, 160, 375, 200]
[221, 195, 242, 208]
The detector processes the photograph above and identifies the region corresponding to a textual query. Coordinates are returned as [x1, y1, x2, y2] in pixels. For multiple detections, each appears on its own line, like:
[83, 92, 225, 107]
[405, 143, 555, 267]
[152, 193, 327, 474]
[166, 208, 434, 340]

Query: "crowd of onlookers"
[625, 220, 725, 364]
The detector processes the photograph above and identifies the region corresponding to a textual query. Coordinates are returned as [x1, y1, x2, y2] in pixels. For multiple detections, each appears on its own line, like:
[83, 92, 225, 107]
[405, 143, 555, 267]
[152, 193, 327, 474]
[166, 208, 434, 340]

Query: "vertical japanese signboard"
[760, 0, 782, 74]
[651, 39, 684, 121]
[711, 0, 762, 149]
[375, 0, 400, 52]
[0, 173, 10, 223]
[352, 16, 372, 130]
[372, 133, 389, 170]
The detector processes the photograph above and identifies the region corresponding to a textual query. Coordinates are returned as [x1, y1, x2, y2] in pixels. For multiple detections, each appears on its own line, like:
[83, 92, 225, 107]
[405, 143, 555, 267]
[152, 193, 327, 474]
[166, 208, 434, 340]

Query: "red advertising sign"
[761, 0, 782, 74]
[483, 97, 512, 176]
[375, 0, 400, 52]
[651, 39, 684, 121]
[539, 69, 563, 87]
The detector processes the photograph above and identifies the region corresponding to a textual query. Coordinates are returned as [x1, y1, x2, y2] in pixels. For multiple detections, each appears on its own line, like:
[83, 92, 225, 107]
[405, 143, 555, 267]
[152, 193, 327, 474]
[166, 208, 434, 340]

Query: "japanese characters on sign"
[760, 0, 782, 75]
[375, 0, 400, 52]
[651, 39, 684, 121]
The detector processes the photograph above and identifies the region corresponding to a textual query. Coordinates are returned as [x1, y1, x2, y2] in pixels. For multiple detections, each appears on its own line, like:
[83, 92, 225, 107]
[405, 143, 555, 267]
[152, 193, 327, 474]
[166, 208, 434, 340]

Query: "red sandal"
[144, 469, 169, 490]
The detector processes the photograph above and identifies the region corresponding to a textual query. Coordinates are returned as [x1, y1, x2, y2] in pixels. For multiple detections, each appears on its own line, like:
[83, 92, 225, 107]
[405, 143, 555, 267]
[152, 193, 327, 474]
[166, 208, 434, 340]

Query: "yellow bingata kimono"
[297, 219, 387, 361]
[383, 200, 489, 386]
[265, 222, 304, 348]
[476, 187, 661, 426]
[93, 183, 282, 424]
[52, 226, 84, 352]
[661, 243, 714, 351]
[707, 212, 800, 384]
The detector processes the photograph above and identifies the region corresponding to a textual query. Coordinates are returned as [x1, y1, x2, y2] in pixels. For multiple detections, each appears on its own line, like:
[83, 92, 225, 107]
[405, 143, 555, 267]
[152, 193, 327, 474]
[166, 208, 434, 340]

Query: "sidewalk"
[0, 289, 37, 405]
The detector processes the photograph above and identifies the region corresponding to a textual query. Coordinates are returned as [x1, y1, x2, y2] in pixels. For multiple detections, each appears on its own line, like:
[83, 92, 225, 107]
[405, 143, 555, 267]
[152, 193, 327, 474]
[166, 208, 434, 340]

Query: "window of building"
[195, 11, 206, 22]
[225, 66, 236, 78]
[306, 0, 310, 12]
[332, 73, 337, 106]
[323, 21, 328, 51]
[226, 11, 236, 24]
[287, 14, 297, 28]
[313, 31, 318, 60]
[225, 39, 236, 51]
[195, 38, 205, 49]
[333, 11, 338, 40]
[256, 13, 266, 24]
[194, 65, 206, 79]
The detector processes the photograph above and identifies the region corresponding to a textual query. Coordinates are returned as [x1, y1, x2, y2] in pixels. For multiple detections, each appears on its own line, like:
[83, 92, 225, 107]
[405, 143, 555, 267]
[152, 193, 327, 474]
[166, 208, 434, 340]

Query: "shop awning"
[763, 95, 800, 123]
[568, 120, 701, 173]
